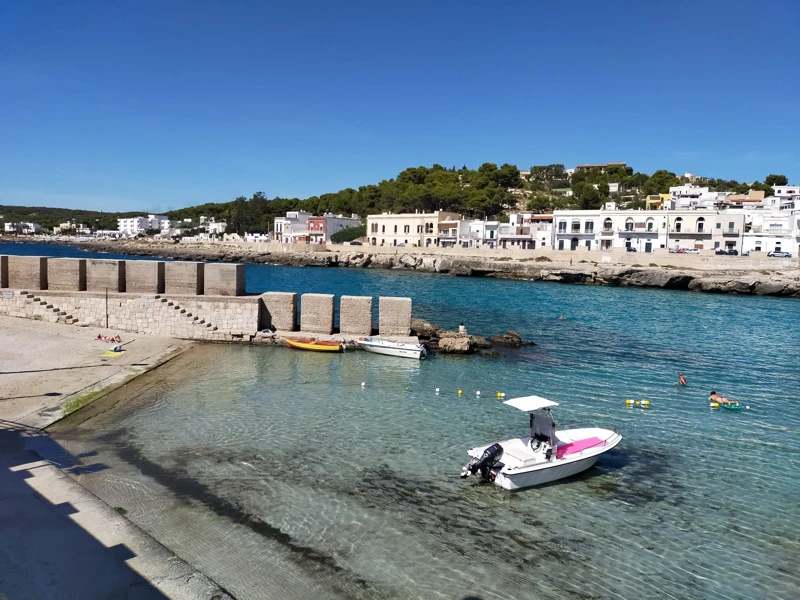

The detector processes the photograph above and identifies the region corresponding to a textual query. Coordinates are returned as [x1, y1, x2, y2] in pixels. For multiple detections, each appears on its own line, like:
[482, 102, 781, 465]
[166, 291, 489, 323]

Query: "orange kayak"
[286, 338, 344, 352]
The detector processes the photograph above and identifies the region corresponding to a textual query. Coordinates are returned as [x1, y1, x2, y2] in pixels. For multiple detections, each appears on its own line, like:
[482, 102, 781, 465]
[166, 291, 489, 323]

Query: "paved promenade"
[0, 317, 232, 600]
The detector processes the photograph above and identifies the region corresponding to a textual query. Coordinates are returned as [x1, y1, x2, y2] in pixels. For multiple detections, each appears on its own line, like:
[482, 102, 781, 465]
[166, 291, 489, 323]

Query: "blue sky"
[1, 0, 798, 212]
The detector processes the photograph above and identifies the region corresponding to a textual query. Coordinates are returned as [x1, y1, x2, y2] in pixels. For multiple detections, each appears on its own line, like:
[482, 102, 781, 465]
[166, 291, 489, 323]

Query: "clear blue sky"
[1, 0, 798, 212]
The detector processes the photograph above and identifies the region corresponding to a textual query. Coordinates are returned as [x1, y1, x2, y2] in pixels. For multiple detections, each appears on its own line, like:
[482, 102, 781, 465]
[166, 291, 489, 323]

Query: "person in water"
[709, 391, 736, 406]
[678, 372, 687, 386]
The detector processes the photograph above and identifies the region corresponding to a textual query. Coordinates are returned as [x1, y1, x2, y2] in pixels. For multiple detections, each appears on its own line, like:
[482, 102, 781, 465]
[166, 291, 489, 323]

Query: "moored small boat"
[357, 337, 427, 359]
[286, 338, 344, 352]
[461, 395, 622, 490]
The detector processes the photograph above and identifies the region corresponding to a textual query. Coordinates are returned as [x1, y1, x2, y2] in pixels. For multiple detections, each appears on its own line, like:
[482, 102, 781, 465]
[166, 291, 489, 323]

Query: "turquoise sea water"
[6, 242, 800, 599]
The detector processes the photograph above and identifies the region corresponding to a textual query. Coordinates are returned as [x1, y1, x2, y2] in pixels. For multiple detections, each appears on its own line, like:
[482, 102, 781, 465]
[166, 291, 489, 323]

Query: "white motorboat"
[461, 395, 622, 491]
[357, 337, 427, 359]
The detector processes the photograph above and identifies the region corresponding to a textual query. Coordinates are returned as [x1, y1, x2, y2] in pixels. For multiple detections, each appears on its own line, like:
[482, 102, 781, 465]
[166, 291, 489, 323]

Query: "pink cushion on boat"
[556, 437, 606, 459]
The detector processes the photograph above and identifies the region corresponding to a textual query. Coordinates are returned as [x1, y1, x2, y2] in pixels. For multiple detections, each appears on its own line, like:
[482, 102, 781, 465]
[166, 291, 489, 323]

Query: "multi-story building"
[366, 211, 461, 247]
[498, 214, 553, 249]
[772, 185, 799, 199]
[4, 222, 41, 234]
[668, 185, 731, 209]
[274, 211, 313, 243]
[466, 220, 500, 248]
[117, 215, 169, 236]
[552, 205, 746, 253]
[308, 214, 361, 243]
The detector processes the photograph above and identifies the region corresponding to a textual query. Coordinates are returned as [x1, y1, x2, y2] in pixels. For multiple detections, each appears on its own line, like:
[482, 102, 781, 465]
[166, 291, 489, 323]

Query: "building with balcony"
[366, 211, 461, 247]
[117, 215, 170, 236]
[552, 208, 745, 252]
[4, 222, 41, 234]
[308, 213, 361, 243]
[274, 211, 313, 243]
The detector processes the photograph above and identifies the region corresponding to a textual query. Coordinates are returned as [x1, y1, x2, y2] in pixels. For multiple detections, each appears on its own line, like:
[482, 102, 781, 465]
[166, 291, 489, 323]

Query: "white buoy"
[476, 391, 481, 396]
[746, 405, 750, 409]
[500, 393, 506, 398]
[435, 388, 440, 393]
[361, 382, 366, 387]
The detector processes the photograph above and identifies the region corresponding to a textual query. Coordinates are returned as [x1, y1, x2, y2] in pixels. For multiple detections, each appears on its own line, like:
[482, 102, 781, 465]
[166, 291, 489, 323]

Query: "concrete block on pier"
[87, 259, 126, 292]
[165, 261, 204, 295]
[300, 293, 334, 334]
[126, 260, 165, 294]
[379, 296, 412, 336]
[0, 256, 7, 288]
[204, 263, 245, 296]
[260, 292, 297, 331]
[339, 295, 372, 335]
[8, 256, 48, 290]
[47, 258, 87, 291]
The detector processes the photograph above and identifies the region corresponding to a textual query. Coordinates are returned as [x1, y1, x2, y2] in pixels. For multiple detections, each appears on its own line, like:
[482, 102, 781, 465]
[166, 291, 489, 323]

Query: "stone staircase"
[154, 295, 218, 332]
[19, 291, 80, 325]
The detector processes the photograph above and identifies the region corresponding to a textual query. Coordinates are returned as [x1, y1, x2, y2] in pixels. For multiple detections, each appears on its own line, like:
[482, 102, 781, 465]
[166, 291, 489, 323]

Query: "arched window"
[394, 225, 398, 233]
[570, 237, 579, 250]
[646, 218, 654, 231]
[558, 221, 567, 233]
[417, 225, 422, 233]
[404, 225, 410, 233]
[625, 217, 634, 231]
[381, 225, 385, 233]
[674, 217, 683, 232]
[603, 218, 613, 231]
[571, 219, 581, 233]
[371, 237, 376, 245]
[584, 220, 594, 233]
[696, 217, 705, 232]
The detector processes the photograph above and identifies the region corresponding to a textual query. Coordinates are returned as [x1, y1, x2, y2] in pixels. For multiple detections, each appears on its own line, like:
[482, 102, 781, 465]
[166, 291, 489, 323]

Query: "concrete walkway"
[0, 317, 233, 600]
[0, 315, 189, 429]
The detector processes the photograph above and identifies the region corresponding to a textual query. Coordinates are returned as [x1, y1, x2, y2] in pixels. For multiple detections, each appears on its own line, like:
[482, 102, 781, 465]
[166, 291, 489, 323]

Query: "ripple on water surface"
[48, 271, 800, 600]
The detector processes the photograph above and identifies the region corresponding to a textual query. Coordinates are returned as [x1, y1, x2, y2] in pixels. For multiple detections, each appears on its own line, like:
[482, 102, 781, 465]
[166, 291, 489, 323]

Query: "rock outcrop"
[491, 331, 535, 347]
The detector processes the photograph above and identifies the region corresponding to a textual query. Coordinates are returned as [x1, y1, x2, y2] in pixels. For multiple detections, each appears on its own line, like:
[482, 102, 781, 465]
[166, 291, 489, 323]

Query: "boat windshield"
[530, 411, 556, 446]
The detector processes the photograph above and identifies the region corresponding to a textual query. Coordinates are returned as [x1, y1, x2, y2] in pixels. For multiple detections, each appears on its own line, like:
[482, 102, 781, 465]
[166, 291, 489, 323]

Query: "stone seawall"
[56, 240, 800, 297]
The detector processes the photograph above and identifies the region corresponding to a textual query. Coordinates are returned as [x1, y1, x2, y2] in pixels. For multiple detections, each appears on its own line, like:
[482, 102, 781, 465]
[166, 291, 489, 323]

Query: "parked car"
[349, 241, 362, 245]
[683, 248, 700, 254]
[767, 250, 792, 258]
[715, 249, 727, 255]
[626, 246, 637, 252]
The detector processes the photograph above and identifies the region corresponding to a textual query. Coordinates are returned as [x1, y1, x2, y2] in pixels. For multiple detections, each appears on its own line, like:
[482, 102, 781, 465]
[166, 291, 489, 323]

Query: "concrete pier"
[260, 292, 297, 331]
[204, 263, 245, 296]
[300, 293, 334, 334]
[339, 295, 373, 335]
[125, 260, 165, 294]
[87, 259, 126, 292]
[165, 261, 204, 295]
[379, 296, 412, 336]
[8, 256, 48, 290]
[47, 258, 87, 291]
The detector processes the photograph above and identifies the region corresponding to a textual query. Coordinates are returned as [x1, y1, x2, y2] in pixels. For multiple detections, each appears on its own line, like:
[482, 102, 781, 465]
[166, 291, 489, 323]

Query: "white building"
[117, 214, 170, 236]
[668, 184, 731, 209]
[274, 211, 313, 243]
[773, 185, 800, 200]
[466, 220, 500, 248]
[4, 222, 41, 234]
[497, 213, 553, 249]
[366, 211, 461, 247]
[207, 220, 227, 235]
[552, 205, 746, 253]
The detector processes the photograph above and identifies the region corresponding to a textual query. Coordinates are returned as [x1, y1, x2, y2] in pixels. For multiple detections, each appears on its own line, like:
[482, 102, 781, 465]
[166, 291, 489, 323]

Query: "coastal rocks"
[491, 331, 534, 347]
[437, 336, 471, 354]
[398, 254, 419, 269]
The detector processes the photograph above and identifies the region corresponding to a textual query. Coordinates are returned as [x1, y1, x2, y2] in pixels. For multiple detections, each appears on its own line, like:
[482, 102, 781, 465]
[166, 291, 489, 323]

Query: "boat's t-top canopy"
[503, 395, 559, 412]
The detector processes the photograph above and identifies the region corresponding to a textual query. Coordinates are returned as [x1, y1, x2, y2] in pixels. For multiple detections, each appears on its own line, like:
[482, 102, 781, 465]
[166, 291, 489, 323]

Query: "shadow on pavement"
[0, 421, 169, 600]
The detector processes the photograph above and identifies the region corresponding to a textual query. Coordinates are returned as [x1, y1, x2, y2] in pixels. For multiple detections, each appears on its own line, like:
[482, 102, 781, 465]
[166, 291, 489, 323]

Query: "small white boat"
[461, 395, 621, 491]
[357, 337, 427, 359]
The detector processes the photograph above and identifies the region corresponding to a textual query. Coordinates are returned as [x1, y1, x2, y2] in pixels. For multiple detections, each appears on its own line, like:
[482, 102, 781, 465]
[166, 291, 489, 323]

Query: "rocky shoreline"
[4, 237, 799, 297]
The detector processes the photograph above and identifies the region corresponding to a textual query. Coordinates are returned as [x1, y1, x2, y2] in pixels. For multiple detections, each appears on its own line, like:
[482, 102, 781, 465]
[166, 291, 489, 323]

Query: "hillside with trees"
[1, 164, 788, 236]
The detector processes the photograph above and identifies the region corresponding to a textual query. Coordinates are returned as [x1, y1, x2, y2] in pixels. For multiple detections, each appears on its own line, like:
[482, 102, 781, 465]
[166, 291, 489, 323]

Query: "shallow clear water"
[7, 242, 800, 599]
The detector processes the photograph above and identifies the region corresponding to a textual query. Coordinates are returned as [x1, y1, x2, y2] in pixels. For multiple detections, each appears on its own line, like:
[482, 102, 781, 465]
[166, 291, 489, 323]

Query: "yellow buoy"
[641, 400, 650, 406]
[635, 401, 640, 405]
[625, 399, 634, 405]
[711, 402, 719, 408]
[496, 392, 502, 398]
[405, 387, 409, 391]
[457, 389, 462, 395]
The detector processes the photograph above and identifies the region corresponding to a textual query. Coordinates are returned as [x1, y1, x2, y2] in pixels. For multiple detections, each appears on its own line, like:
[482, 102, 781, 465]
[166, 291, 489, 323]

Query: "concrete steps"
[20, 292, 79, 326]
[154, 294, 219, 335]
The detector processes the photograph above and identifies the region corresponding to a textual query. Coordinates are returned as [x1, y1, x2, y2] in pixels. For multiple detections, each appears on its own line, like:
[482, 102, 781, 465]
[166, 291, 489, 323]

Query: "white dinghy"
[461, 395, 622, 491]
[357, 337, 427, 359]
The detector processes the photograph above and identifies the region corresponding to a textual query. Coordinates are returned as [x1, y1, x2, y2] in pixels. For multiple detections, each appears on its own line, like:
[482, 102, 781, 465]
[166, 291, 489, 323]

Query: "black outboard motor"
[461, 443, 504, 480]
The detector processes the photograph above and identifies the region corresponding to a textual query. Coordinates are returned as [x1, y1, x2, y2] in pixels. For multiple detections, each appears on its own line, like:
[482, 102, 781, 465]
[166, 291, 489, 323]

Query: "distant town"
[2, 162, 797, 257]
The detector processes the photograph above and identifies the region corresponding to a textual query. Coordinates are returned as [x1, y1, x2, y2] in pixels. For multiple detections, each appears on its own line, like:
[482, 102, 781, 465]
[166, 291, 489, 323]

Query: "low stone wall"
[165, 261, 204, 295]
[7, 256, 47, 290]
[87, 259, 126, 292]
[204, 263, 244, 296]
[126, 260, 165, 294]
[340, 295, 372, 335]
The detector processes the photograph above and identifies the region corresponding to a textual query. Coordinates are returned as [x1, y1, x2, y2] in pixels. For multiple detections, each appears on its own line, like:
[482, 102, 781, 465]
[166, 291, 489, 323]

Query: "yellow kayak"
[286, 338, 344, 352]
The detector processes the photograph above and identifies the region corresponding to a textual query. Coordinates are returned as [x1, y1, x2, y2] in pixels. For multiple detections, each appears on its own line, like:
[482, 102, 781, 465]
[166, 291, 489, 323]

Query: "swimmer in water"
[678, 372, 687, 386]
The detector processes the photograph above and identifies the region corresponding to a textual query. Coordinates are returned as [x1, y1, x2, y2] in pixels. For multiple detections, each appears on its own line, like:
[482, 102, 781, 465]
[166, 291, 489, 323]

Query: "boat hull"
[361, 344, 425, 359]
[285, 339, 343, 352]
[494, 455, 600, 491]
